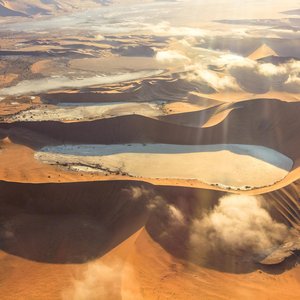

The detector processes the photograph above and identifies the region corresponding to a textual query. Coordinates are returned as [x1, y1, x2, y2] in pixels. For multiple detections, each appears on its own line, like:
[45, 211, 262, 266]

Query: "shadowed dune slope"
[2, 99, 300, 161]
[0, 180, 149, 264]
[0, 179, 298, 273]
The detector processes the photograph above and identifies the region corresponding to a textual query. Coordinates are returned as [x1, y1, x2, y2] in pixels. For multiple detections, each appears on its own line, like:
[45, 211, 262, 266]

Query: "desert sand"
[0, 0, 300, 299]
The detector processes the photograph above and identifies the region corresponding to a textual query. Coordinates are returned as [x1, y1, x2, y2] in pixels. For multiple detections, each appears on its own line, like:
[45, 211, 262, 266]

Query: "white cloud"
[215, 54, 256, 68]
[155, 36, 300, 93]
[156, 50, 191, 63]
[284, 74, 300, 93]
[185, 67, 240, 91]
[258, 63, 286, 76]
[190, 194, 289, 258]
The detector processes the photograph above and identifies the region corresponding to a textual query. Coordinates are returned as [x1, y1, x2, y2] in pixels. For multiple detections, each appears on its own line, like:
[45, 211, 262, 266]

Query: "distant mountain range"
[0, 0, 112, 17]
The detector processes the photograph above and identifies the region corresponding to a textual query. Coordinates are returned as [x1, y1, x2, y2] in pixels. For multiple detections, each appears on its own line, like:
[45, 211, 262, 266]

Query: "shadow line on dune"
[0, 180, 150, 264]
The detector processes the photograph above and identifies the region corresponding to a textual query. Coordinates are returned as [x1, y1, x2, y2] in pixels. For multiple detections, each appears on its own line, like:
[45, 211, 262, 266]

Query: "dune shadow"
[0, 180, 150, 264]
[0, 128, 8, 140]
[0, 179, 299, 274]
[5, 126, 59, 149]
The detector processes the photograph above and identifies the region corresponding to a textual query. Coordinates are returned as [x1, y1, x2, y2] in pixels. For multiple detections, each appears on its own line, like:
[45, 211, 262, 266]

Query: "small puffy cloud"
[284, 75, 300, 93]
[288, 60, 300, 73]
[168, 204, 185, 224]
[124, 186, 152, 200]
[62, 261, 142, 300]
[258, 63, 286, 76]
[150, 21, 206, 37]
[214, 53, 256, 69]
[185, 68, 240, 91]
[148, 195, 185, 225]
[125, 186, 185, 226]
[156, 50, 191, 64]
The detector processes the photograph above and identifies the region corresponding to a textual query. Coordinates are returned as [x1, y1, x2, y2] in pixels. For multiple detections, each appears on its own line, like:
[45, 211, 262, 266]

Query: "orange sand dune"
[1, 2, 300, 300]
[0, 182, 300, 300]
[3, 97, 300, 194]
[248, 44, 279, 61]
[0, 176, 299, 300]
[1, 226, 299, 300]
[2, 99, 300, 160]
[126, 228, 300, 300]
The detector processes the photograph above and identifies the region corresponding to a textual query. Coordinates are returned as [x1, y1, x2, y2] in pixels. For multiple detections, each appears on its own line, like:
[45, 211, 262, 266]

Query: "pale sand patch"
[35, 144, 293, 190]
[7, 101, 165, 122]
[0, 70, 163, 96]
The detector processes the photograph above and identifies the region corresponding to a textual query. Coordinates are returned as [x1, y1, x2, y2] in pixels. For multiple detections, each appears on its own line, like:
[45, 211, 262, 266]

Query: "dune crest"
[248, 44, 279, 61]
